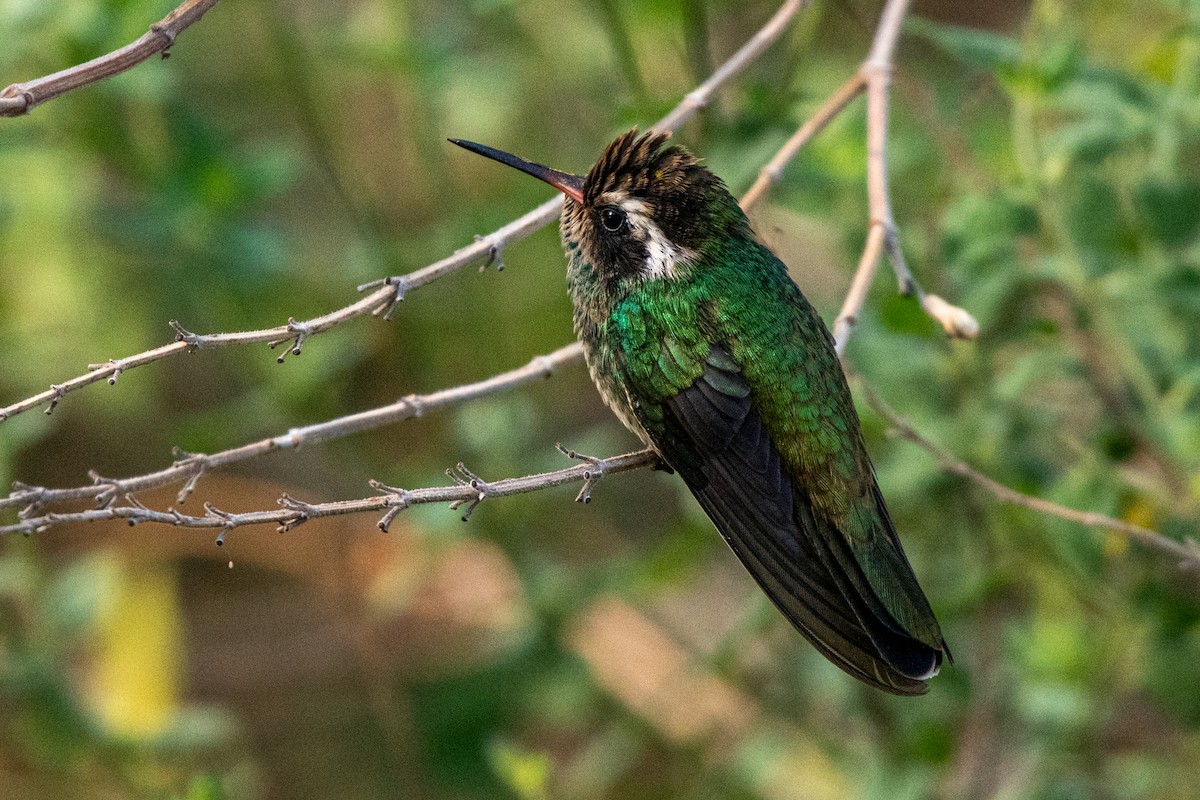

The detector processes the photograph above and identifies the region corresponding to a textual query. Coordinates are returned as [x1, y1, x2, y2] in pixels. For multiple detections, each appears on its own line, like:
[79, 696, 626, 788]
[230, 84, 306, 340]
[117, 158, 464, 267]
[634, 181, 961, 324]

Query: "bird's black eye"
[599, 206, 627, 233]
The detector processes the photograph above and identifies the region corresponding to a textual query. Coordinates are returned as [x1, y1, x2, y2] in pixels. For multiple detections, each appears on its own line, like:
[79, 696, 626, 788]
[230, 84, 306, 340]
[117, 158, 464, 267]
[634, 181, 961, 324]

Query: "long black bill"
[449, 138, 585, 203]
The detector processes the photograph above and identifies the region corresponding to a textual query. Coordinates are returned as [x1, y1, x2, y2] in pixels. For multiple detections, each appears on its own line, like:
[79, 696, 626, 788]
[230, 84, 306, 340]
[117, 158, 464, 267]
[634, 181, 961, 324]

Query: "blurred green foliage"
[2, 0, 1200, 798]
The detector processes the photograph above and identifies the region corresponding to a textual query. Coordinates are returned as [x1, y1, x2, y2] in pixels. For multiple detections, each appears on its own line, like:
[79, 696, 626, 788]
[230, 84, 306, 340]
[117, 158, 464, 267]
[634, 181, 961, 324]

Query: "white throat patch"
[618, 198, 692, 280]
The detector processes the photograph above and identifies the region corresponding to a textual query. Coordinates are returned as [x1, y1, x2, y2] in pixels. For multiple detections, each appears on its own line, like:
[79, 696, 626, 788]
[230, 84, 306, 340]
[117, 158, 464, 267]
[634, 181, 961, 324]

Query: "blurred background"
[2, 0, 1200, 798]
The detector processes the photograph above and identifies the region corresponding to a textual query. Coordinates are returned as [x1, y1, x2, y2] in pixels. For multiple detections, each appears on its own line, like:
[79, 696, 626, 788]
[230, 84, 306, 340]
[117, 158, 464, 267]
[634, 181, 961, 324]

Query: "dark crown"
[583, 128, 703, 205]
[582, 128, 744, 253]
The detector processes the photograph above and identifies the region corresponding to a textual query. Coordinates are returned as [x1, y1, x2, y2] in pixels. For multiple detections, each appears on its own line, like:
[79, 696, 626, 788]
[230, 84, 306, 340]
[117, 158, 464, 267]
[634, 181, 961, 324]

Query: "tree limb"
[740, 73, 867, 211]
[0, 0, 811, 424]
[1, 343, 586, 518]
[0, 0, 222, 118]
[854, 375, 1200, 573]
[1, 448, 660, 537]
[2, 0, 1185, 588]
[0, 25, 881, 524]
[828, 0, 978, 354]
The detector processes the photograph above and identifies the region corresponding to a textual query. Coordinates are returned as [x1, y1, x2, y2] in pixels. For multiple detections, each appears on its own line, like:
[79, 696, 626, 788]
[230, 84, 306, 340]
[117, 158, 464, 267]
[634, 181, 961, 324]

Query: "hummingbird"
[450, 129, 949, 694]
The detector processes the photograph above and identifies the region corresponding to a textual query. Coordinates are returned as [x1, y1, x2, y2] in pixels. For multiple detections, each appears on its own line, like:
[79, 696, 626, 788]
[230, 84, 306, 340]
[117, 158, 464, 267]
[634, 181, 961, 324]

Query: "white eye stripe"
[616, 198, 691, 279]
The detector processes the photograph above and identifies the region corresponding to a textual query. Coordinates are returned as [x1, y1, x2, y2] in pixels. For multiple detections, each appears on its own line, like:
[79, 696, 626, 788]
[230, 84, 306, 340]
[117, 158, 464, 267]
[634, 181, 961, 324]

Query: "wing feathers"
[654, 344, 945, 695]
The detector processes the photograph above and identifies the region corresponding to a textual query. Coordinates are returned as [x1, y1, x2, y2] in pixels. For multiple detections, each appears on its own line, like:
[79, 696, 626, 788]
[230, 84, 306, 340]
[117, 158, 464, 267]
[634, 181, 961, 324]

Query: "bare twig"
[0, 343, 586, 518]
[829, 0, 978, 354]
[0, 0, 1174, 594]
[855, 376, 1200, 573]
[740, 73, 867, 211]
[1, 448, 660, 536]
[654, 0, 811, 132]
[0, 0, 810, 424]
[2, 89, 876, 521]
[0, 0, 222, 117]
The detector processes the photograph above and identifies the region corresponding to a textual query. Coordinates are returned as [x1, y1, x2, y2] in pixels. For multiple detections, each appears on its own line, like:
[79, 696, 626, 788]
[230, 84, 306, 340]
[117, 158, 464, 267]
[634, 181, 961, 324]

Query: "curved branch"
[0, 0, 810, 423]
[829, 0, 978, 354]
[1, 448, 659, 537]
[855, 375, 1200, 574]
[1, 343, 586, 518]
[740, 73, 867, 211]
[654, 0, 811, 132]
[0, 0, 222, 118]
[1, 91, 868, 522]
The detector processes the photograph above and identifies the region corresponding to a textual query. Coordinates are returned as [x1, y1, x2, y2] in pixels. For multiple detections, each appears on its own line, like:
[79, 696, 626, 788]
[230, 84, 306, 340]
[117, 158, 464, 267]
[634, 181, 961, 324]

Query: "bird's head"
[451, 128, 747, 290]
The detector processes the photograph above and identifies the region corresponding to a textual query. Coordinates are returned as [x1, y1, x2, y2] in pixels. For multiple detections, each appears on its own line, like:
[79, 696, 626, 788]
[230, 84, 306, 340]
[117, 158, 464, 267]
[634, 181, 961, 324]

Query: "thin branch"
[0, 224, 544, 421]
[740, 73, 867, 211]
[655, 0, 811, 132]
[1, 448, 660, 537]
[855, 375, 1200, 574]
[1, 343, 586, 518]
[0, 0, 222, 118]
[830, 0, 978, 355]
[0, 0, 810, 424]
[1, 82, 867, 523]
[0, 0, 1175, 591]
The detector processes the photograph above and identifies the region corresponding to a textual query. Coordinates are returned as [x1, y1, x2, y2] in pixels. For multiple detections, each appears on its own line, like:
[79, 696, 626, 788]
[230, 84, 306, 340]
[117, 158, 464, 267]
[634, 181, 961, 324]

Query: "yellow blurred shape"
[89, 558, 182, 738]
[489, 739, 551, 800]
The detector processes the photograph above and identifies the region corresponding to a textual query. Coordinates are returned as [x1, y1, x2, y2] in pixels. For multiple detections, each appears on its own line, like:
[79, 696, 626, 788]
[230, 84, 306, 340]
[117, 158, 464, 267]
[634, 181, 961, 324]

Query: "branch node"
[278, 493, 319, 516]
[149, 20, 178, 51]
[87, 359, 123, 384]
[557, 444, 607, 503]
[122, 494, 150, 525]
[0, 86, 34, 116]
[474, 235, 505, 273]
[87, 470, 122, 508]
[171, 445, 197, 462]
[859, 58, 894, 84]
[277, 493, 316, 532]
[11, 482, 47, 520]
[203, 502, 234, 523]
[169, 320, 202, 350]
[402, 393, 425, 418]
[684, 89, 708, 109]
[44, 385, 63, 415]
[369, 480, 412, 531]
[447, 463, 490, 521]
[269, 318, 310, 362]
[359, 276, 411, 320]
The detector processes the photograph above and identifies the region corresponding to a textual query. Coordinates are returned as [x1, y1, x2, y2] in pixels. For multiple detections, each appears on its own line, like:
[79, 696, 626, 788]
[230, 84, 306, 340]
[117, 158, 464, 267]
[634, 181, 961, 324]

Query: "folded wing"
[651, 344, 945, 695]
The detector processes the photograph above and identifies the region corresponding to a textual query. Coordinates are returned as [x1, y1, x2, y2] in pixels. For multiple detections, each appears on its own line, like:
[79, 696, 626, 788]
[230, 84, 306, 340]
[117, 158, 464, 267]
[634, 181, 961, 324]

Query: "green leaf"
[1134, 177, 1200, 247]
[907, 18, 1021, 70]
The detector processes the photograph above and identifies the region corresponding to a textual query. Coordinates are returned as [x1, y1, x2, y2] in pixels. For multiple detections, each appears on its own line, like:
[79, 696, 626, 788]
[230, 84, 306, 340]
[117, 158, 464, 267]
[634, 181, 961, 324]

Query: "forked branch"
[1, 449, 660, 536]
[0, 0, 222, 117]
[0, 0, 811, 423]
[1, 344, 585, 517]
[1, 0, 1189, 586]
